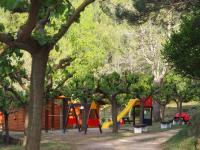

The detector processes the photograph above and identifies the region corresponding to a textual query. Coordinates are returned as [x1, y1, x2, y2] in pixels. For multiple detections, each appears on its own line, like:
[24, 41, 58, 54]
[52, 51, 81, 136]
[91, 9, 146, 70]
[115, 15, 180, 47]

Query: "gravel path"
[74, 129, 178, 150]
[41, 128, 179, 150]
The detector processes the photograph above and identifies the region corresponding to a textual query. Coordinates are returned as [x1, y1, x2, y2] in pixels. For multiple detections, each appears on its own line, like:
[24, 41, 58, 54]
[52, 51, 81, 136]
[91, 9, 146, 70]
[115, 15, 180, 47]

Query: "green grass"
[0, 142, 71, 150]
[163, 126, 198, 150]
[163, 109, 200, 150]
[163, 103, 200, 150]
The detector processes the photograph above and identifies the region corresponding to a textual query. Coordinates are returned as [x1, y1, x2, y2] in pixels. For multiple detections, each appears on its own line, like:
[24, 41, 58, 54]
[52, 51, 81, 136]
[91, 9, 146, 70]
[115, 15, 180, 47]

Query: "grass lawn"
[163, 126, 198, 150]
[163, 106, 200, 150]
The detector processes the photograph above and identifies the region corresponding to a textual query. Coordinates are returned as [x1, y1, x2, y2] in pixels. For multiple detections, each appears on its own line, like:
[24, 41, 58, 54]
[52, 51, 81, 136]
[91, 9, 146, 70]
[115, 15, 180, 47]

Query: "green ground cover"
[164, 108, 200, 150]
[163, 126, 198, 150]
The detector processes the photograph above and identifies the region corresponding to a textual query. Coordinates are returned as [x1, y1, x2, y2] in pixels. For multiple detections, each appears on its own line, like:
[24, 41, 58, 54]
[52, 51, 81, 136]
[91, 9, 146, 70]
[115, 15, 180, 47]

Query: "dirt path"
[41, 129, 179, 150]
[75, 129, 178, 150]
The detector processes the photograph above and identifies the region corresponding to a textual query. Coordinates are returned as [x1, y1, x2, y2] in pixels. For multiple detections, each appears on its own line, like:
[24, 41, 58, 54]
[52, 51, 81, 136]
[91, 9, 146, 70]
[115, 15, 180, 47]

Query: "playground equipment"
[0, 95, 103, 132]
[51, 96, 102, 133]
[0, 112, 3, 124]
[132, 96, 153, 126]
[174, 112, 190, 123]
[102, 96, 153, 129]
[63, 99, 81, 133]
[102, 99, 140, 129]
[85, 101, 102, 134]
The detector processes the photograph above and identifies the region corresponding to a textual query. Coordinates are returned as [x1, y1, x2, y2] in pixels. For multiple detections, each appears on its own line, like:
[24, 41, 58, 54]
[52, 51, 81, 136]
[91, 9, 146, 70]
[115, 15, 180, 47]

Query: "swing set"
[45, 96, 102, 134]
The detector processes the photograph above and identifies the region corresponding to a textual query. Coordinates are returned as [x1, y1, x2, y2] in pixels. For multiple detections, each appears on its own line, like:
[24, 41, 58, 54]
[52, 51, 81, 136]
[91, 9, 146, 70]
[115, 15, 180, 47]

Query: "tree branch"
[8, 73, 29, 92]
[50, 0, 95, 47]
[35, 7, 52, 33]
[0, 33, 32, 50]
[139, 26, 154, 65]
[54, 57, 74, 70]
[95, 80, 109, 99]
[17, 0, 41, 41]
[53, 73, 73, 91]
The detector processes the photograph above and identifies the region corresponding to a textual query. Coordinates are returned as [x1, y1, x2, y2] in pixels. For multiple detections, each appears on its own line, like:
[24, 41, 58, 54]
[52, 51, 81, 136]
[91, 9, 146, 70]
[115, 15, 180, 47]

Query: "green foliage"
[0, 0, 76, 45]
[163, 11, 200, 79]
[0, 48, 24, 77]
[66, 74, 96, 102]
[163, 72, 197, 102]
[133, 0, 146, 12]
[101, 0, 197, 25]
[45, 5, 111, 99]
[0, 0, 29, 12]
[130, 74, 153, 98]
[0, 23, 5, 32]
[99, 72, 125, 96]
[98, 72, 153, 100]
[0, 46, 27, 114]
[154, 75, 174, 105]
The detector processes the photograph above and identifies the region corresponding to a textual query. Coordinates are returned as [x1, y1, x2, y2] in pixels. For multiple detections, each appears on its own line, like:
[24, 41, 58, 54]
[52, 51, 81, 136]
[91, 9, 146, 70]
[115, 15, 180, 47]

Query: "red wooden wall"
[0, 102, 100, 131]
[0, 102, 62, 131]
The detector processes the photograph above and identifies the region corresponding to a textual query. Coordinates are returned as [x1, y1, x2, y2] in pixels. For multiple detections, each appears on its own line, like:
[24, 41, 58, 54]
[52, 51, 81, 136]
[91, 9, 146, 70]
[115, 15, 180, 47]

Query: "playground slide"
[102, 99, 140, 129]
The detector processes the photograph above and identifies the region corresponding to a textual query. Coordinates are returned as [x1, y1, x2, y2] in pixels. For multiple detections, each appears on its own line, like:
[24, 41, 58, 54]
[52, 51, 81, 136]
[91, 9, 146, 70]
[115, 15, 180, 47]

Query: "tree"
[0, 48, 27, 144]
[0, 1, 95, 149]
[166, 73, 195, 120]
[96, 72, 133, 133]
[66, 75, 97, 131]
[163, 7, 200, 79]
[153, 75, 174, 121]
[0, 85, 26, 144]
[130, 74, 153, 124]
[100, 0, 197, 25]
[100, 0, 198, 123]
[97, 72, 122, 133]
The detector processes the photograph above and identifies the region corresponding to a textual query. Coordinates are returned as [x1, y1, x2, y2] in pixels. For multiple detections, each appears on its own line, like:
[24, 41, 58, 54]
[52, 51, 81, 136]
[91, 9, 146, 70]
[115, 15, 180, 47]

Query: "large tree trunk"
[152, 78, 163, 122]
[81, 99, 88, 131]
[179, 100, 183, 115]
[111, 95, 118, 133]
[140, 98, 144, 124]
[178, 98, 183, 124]
[160, 105, 166, 122]
[153, 100, 161, 122]
[174, 99, 179, 113]
[4, 112, 9, 144]
[25, 49, 49, 150]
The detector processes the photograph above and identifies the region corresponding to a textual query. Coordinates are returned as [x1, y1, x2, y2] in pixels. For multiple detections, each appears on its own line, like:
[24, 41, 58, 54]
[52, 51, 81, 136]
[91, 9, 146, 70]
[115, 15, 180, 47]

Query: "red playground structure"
[175, 112, 190, 122]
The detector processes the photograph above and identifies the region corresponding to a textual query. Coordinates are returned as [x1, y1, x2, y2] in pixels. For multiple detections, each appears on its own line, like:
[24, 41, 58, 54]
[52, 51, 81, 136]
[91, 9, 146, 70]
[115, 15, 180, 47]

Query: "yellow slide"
[102, 99, 140, 129]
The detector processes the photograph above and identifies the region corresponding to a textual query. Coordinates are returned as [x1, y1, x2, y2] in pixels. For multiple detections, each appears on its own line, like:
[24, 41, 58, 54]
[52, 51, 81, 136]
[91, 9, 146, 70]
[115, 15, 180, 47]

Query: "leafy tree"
[0, 1, 95, 149]
[0, 85, 26, 144]
[100, 0, 198, 122]
[130, 74, 153, 124]
[0, 48, 27, 144]
[166, 73, 195, 119]
[65, 74, 97, 131]
[154, 76, 174, 121]
[163, 8, 200, 79]
[96, 72, 132, 133]
[100, 0, 197, 25]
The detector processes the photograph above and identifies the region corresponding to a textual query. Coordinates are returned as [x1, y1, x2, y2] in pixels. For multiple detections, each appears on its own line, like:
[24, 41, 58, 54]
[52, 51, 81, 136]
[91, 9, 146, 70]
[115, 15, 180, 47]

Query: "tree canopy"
[163, 7, 200, 79]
